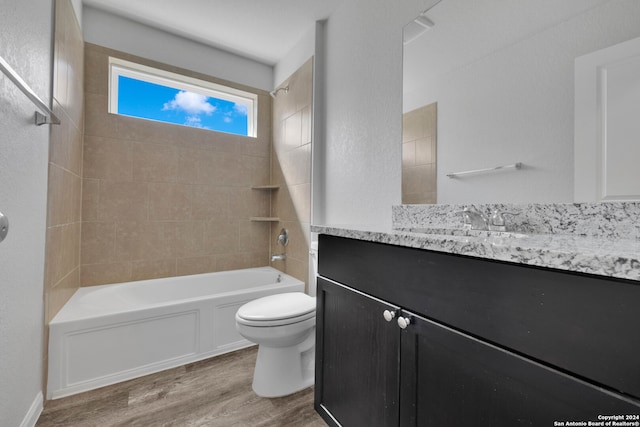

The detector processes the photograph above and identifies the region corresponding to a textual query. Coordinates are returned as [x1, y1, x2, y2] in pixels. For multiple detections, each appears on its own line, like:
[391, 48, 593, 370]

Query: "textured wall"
[81, 44, 272, 286]
[0, 0, 51, 424]
[319, 0, 434, 226]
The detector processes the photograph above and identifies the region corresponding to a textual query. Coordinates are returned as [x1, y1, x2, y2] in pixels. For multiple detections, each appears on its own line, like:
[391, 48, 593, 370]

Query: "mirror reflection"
[402, 0, 640, 204]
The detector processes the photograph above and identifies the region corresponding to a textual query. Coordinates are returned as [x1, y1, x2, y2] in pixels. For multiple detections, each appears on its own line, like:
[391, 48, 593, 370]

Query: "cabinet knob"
[383, 310, 396, 322]
[397, 316, 411, 329]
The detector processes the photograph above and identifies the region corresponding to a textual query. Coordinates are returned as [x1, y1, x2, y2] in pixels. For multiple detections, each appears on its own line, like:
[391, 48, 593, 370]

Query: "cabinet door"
[400, 312, 640, 427]
[315, 277, 401, 427]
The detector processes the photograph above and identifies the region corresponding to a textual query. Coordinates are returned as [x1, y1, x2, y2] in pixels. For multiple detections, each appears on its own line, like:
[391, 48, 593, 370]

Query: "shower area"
[39, 0, 314, 399]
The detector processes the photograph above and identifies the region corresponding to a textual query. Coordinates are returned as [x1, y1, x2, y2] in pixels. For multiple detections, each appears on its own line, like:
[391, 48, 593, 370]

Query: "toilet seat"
[236, 293, 316, 327]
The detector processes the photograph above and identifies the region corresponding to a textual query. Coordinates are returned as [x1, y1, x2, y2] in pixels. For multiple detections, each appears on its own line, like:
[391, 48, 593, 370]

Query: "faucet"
[456, 208, 489, 230]
[488, 209, 519, 232]
[271, 228, 289, 262]
[271, 253, 286, 262]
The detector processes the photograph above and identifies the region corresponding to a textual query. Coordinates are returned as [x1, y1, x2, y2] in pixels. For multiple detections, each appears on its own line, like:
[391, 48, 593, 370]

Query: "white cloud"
[163, 91, 215, 115]
[185, 115, 208, 129]
[233, 104, 248, 115]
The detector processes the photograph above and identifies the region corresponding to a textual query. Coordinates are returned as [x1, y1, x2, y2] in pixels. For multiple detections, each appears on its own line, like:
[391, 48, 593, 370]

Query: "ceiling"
[83, 0, 345, 65]
[403, 0, 611, 95]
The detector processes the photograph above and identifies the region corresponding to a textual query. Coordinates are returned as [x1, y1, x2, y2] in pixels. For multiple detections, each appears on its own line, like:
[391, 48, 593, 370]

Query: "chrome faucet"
[271, 228, 289, 262]
[488, 209, 519, 232]
[271, 253, 286, 262]
[456, 208, 489, 230]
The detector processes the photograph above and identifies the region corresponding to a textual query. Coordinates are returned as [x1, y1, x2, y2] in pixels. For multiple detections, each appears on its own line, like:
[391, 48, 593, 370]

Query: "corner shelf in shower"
[250, 186, 280, 222]
[250, 217, 280, 222]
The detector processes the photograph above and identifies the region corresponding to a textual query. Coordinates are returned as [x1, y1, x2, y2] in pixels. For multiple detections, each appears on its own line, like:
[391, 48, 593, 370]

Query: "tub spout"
[271, 253, 286, 262]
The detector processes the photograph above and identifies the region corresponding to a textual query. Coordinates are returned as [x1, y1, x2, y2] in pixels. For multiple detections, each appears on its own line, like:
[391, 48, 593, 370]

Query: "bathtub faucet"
[271, 253, 286, 262]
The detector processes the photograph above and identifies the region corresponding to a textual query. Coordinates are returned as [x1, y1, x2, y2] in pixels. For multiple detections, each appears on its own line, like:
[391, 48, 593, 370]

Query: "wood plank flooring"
[36, 346, 326, 427]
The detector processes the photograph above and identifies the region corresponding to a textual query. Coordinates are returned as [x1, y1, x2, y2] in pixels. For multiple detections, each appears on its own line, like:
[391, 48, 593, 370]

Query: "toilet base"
[252, 328, 315, 397]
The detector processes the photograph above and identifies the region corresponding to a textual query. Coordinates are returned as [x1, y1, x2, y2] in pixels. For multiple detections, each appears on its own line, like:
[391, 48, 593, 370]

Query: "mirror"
[402, 0, 640, 204]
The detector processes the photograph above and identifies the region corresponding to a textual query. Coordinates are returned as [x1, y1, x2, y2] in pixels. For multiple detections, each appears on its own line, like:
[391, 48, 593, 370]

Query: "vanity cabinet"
[314, 235, 640, 427]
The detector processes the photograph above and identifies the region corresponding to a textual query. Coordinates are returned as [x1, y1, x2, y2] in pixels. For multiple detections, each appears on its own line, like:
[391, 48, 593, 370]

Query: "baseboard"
[20, 391, 43, 427]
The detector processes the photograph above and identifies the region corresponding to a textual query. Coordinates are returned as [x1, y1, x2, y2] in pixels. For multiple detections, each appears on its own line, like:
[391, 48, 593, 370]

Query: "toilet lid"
[236, 292, 316, 322]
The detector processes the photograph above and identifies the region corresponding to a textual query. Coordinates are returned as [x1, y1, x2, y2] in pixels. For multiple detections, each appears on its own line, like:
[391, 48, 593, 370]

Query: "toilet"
[235, 243, 318, 397]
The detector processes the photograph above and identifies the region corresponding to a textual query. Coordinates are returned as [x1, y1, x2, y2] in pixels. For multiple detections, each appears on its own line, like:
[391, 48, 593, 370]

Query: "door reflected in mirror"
[402, 102, 437, 204]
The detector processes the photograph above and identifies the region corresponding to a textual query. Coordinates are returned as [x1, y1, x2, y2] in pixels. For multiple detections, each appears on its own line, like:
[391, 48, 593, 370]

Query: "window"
[108, 57, 257, 137]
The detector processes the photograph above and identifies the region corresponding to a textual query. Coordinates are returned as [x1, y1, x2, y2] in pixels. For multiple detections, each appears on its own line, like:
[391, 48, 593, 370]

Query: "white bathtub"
[47, 267, 304, 399]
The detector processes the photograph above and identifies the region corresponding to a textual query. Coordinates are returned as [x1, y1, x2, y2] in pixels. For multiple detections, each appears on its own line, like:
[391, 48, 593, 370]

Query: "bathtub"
[47, 267, 304, 399]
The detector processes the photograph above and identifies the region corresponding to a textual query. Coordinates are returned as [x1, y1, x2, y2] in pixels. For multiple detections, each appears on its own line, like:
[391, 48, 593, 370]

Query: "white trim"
[20, 392, 43, 427]
[108, 57, 257, 137]
[574, 36, 640, 202]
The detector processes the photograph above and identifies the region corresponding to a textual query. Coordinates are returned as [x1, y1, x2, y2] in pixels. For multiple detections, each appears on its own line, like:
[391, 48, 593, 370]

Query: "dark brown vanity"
[314, 234, 640, 426]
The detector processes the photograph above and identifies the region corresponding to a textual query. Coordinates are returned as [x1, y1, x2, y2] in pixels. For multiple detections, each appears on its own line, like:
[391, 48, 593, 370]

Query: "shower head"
[269, 86, 289, 98]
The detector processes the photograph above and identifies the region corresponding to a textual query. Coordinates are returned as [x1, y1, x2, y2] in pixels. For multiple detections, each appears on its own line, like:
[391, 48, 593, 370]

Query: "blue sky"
[117, 76, 249, 136]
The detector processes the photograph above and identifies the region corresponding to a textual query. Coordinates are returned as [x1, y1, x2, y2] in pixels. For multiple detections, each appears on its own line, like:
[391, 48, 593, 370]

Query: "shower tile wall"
[270, 58, 313, 288]
[81, 44, 272, 286]
[402, 103, 437, 204]
[43, 0, 84, 394]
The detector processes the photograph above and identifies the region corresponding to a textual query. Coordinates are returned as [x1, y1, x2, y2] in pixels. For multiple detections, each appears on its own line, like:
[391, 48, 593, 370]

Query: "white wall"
[407, 0, 640, 204]
[316, 0, 437, 226]
[83, 6, 274, 91]
[274, 25, 315, 89]
[0, 0, 51, 424]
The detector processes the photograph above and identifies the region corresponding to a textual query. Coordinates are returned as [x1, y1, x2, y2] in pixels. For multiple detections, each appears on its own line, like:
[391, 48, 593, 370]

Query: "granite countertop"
[311, 224, 640, 282]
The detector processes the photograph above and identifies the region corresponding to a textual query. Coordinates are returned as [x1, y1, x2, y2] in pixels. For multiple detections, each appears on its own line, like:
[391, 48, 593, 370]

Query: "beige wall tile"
[83, 136, 132, 180]
[227, 188, 270, 220]
[45, 0, 84, 341]
[47, 165, 82, 226]
[81, 222, 116, 265]
[84, 44, 108, 96]
[289, 183, 311, 223]
[98, 181, 148, 221]
[191, 185, 228, 220]
[118, 116, 176, 145]
[81, 262, 132, 287]
[46, 223, 81, 287]
[131, 259, 177, 281]
[216, 251, 268, 272]
[81, 44, 273, 286]
[176, 256, 216, 276]
[402, 103, 437, 204]
[284, 111, 302, 151]
[47, 267, 80, 323]
[84, 92, 119, 138]
[132, 142, 179, 183]
[69, 120, 84, 176]
[301, 106, 311, 146]
[270, 59, 313, 282]
[115, 221, 174, 262]
[415, 137, 433, 165]
[49, 102, 70, 168]
[172, 221, 207, 258]
[148, 183, 192, 221]
[204, 220, 239, 255]
[239, 221, 270, 253]
[81, 179, 100, 221]
[403, 141, 416, 168]
[272, 184, 296, 222]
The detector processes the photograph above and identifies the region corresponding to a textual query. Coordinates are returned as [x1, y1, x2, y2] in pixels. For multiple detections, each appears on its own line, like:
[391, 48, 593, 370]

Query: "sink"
[400, 227, 530, 239]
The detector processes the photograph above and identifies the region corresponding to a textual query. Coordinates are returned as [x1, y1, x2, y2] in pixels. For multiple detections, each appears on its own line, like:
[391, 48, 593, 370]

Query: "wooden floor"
[37, 346, 326, 427]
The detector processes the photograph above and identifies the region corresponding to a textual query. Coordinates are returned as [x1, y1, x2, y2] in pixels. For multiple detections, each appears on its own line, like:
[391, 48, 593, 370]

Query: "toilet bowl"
[235, 242, 319, 397]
